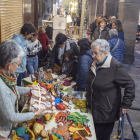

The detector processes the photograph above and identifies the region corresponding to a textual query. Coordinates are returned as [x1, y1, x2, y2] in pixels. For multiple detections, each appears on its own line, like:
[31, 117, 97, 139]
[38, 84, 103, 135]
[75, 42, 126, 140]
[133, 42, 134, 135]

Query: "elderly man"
[108, 29, 125, 63]
[106, 16, 116, 29]
[86, 39, 134, 140]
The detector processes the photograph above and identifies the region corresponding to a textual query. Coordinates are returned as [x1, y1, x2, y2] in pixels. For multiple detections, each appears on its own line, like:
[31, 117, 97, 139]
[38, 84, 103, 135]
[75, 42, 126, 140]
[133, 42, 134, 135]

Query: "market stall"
[10, 69, 96, 140]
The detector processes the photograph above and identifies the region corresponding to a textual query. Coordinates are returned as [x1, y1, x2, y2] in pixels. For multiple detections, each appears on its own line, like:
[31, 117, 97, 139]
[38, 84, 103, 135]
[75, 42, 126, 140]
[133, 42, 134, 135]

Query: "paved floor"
[111, 42, 140, 139]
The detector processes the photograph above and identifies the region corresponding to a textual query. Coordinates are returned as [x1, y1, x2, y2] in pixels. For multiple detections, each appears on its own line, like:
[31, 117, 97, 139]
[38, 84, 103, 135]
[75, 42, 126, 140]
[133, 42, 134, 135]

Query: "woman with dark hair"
[91, 14, 102, 40]
[76, 38, 93, 91]
[57, 49, 78, 81]
[112, 19, 124, 41]
[47, 33, 79, 73]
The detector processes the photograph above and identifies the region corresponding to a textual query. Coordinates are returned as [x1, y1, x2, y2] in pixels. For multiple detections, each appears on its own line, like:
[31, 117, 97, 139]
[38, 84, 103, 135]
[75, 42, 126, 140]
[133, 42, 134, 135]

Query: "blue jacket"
[12, 34, 27, 73]
[118, 32, 124, 41]
[108, 37, 125, 64]
[76, 49, 93, 90]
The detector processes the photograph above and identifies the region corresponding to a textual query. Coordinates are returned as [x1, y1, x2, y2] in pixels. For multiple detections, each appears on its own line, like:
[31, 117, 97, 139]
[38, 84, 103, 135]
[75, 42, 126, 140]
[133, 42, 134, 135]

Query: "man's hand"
[47, 69, 52, 73]
[122, 108, 129, 114]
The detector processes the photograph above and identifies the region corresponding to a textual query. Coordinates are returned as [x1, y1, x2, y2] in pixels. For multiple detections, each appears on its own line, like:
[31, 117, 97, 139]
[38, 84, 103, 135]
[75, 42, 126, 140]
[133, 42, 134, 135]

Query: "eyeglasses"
[90, 52, 102, 56]
[13, 62, 22, 68]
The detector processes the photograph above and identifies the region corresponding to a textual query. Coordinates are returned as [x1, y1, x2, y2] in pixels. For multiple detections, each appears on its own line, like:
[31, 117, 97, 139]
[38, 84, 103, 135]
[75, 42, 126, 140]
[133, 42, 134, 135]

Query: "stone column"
[89, 0, 97, 25]
[39, 0, 43, 17]
[95, 0, 104, 17]
[118, 0, 140, 64]
[103, 0, 119, 18]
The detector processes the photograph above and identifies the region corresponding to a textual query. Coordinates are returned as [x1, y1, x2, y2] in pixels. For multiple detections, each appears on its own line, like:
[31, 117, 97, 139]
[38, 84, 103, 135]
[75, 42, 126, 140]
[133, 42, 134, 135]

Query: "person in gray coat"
[0, 40, 45, 139]
[92, 18, 110, 41]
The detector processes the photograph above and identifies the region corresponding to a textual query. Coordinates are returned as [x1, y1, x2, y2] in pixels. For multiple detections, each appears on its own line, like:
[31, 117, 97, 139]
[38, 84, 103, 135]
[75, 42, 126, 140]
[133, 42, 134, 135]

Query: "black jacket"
[86, 55, 135, 123]
[48, 39, 79, 69]
[57, 59, 78, 81]
[91, 21, 98, 40]
[92, 26, 110, 41]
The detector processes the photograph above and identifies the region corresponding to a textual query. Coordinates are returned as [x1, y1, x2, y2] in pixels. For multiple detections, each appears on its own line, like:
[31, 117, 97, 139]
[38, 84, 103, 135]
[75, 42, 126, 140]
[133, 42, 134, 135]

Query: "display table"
[14, 91, 96, 140]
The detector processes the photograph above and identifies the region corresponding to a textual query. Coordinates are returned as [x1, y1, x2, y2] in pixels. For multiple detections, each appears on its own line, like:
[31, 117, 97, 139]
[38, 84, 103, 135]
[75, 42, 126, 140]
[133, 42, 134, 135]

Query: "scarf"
[96, 55, 108, 70]
[0, 70, 20, 112]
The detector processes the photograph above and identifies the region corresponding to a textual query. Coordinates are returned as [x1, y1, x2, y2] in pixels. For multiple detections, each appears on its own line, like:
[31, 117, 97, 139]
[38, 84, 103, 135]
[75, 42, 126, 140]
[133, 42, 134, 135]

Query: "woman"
[38, 27, 49, 52]
[91, 14, 102, 40]
[47, 33, 79, 73]
[112, 19, 124, 41]
[92, 18, 110, 41]
[0, 40, 45, 139]
[76, 38, 93, 91]
[26, 31, 42, 75]
[108, 29, 125, 63]
[86, 39, 135, 140]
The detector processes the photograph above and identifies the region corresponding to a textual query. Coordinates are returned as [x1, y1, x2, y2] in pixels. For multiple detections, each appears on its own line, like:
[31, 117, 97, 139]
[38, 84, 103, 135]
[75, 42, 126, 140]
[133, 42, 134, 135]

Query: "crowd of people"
[0, 15, 135, 140]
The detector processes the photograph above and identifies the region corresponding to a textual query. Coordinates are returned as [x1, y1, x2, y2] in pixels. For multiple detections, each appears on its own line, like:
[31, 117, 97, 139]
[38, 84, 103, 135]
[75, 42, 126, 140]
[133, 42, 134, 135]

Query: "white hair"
[91, 39, 110, 54]
[0, 40, 25, 68]
[109, 29, 118, 37]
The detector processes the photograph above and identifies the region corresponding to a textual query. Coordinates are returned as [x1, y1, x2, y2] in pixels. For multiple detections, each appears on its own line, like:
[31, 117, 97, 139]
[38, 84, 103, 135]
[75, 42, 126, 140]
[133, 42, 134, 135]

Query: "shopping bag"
[120, 113, 139, 140]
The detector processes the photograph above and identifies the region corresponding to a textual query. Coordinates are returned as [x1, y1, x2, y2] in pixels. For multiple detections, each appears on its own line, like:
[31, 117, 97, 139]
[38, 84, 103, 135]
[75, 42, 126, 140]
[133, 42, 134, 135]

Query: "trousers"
[26, 55, 38, 75]
[94, 122, 115, 140]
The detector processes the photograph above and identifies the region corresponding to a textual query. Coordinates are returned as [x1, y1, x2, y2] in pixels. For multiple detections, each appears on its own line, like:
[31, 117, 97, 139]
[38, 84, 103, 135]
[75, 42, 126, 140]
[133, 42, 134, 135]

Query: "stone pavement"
[111, 42, 140, 139]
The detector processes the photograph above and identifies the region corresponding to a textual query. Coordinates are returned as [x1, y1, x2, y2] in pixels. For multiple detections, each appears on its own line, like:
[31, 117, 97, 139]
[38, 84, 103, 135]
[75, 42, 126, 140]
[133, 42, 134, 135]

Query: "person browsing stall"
[86, 39, 135, 140]
[76, 38, 93, 91]
[26, 30, 42, 75]
[57, 49, 78, 81]
[0, 40, 45, 140]
[47, 33, 79, 73]
[12, 23, 36, 86]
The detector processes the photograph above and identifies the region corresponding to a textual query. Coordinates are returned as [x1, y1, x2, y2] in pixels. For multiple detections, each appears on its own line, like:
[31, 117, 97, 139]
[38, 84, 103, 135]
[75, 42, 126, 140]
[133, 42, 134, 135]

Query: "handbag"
[111, 38, 120, 54]
[52, 63, 62, 73]
[120, 113, 139, 140]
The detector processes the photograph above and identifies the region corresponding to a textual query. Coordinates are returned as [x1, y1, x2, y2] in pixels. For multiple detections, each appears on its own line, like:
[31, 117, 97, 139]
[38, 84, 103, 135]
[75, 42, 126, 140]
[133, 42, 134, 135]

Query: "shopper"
[86, 39, 135, 140]
[91, 14, 102, 40]
[26, 31, 42, 75]
[108, 29, 125, 63]
[86, 28, 91, 42]
[57, 49, 78, 81]
[76, 38, 93, 91]
[38, 27, 49, 52]
[76, 14, 81, 27]
[0, 40, 45, 140]
[47, 33, 79, 73]
[92, 18, 110, 41]
[12, 23, 36, 86]
[112, 19, 124, 41]
[106, 16, 116, 29]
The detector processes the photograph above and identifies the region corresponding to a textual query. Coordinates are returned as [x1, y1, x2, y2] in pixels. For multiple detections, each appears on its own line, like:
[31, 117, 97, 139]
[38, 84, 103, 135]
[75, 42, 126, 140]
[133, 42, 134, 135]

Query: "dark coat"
[48, 39, 79, 69]
[92, 26, 110, 41]
[76, 49, 93, 91]
[106, 23, 112, 29]
[86, 55, 135, 123]
[38, 31, 49, 52]
[91, 21, 98, 40]
[108, 37, 125, 64]
[57, 59, 78, 81]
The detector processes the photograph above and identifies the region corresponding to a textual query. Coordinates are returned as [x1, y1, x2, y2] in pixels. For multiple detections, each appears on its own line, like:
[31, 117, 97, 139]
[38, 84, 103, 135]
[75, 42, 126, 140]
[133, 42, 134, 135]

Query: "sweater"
[38, 31, 49, 52]
[0, 78, 35, 131]
[108, 37, 125, 64]
[12, 34, 27, 73]
[76, 49, 93, 90]
[26, 39, 42, 56]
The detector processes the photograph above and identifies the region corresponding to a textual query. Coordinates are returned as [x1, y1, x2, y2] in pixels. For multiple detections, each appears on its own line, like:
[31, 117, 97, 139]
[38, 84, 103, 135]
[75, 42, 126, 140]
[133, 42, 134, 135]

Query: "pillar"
[39, 0, 43, 17]
[95, 0, 104, 17]
[103, 0, 119, 18]
[118, 0, 140, 64]
[89, 0, 97, 25]
[34, 0, 38, 29]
